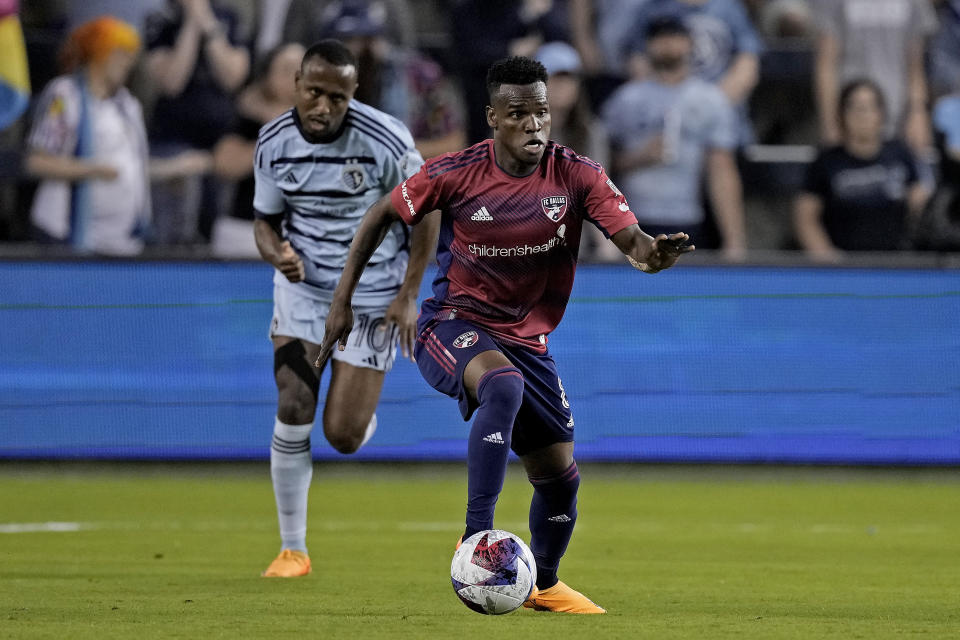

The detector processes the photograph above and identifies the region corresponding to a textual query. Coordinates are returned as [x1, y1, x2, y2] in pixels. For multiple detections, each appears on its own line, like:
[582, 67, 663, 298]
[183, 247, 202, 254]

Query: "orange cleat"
[261, 549, 311, 578]
[455, 536, 463, 550]
[523, 580, 606, 614]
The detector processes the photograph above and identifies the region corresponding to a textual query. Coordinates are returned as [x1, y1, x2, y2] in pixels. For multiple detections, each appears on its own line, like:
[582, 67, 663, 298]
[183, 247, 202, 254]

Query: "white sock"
[360, 413, 378, 448]
[270, 418, 313, 553]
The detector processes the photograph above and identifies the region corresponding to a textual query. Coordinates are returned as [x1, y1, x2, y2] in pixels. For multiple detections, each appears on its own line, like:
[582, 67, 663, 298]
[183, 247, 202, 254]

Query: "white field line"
[0, 521, 92, 533]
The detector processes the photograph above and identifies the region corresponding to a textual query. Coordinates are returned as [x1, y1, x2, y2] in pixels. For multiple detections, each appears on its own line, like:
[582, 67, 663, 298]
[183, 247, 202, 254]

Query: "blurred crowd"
[1, 0, 959, 261]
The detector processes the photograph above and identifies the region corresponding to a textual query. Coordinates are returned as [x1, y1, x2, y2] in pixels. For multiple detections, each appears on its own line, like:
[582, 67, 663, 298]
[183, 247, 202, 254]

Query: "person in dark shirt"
[144, 0, 250, 244]
[794, 78, 930, 260]
[317, 56, 694, 614]
[210, 42, 304, 257]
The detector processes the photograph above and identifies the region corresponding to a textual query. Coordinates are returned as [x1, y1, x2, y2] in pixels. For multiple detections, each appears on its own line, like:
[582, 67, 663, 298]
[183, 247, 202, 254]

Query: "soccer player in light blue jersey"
[252, 39, 439, 577]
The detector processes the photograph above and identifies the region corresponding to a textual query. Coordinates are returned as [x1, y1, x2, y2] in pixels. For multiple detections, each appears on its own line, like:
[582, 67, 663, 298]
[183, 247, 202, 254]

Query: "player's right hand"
[315, 302, 354, 370]
[276, 241, 305, 283]
[645, 233, 695, 271]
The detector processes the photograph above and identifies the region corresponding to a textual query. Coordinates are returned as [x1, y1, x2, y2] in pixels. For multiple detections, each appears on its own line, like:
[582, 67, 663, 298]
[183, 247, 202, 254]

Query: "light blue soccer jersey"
[601, 77, 736, 226]
[253, 101, 424, 306]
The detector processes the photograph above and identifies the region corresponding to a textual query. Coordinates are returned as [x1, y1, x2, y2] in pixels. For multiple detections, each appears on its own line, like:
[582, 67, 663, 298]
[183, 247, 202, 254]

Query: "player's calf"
[528, 461, 579, 590]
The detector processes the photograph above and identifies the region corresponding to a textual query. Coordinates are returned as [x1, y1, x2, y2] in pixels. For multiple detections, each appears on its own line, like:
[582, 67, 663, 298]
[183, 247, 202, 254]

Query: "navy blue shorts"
[414, 318, 574, 456]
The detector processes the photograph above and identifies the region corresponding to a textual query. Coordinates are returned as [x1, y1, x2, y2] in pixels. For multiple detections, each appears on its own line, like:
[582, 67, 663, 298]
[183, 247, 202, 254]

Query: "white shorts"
[270, 284, 399, 372]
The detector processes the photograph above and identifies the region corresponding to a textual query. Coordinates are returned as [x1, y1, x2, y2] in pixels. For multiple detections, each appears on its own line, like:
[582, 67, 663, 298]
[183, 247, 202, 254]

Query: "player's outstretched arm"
[384, 210, 440, 361]
[316, 195, 405, 369]
[611, 225, 695, 273]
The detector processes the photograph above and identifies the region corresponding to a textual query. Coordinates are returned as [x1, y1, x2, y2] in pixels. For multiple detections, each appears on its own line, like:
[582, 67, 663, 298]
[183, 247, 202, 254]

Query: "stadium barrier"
[1, 258, 958, 464]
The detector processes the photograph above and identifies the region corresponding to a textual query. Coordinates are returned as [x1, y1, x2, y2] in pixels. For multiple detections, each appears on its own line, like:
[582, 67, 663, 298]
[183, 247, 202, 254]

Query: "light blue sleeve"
[381, 145, 425, 192]
[252, 138, 285, 216]
[374, 114, 425, 191]
[720, 0, 763, 55]
[934, 97, 960, 153]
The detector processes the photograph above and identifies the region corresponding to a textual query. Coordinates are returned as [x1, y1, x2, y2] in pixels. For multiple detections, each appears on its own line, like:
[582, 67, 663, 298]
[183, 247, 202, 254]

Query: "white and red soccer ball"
[450, 529, 537, 615]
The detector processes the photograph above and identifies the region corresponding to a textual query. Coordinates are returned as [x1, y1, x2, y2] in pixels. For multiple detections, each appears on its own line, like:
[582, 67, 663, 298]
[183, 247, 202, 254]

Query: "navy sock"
[528, 461, 580, 590]
[463, 366, 524, 540]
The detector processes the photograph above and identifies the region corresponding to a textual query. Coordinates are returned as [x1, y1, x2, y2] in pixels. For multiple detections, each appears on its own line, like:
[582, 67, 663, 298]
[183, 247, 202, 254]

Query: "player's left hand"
[315, 301, 354, 370]
[645, 233, 695, 272]
[384, 293, 418, 362]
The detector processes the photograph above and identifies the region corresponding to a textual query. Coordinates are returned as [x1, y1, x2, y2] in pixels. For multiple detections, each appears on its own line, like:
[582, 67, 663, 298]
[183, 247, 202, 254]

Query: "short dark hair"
[486, 56, 548, 100]
[839, 78, 886, 117]
[645, 15, 690, 40]
[301, 38, 358, 71]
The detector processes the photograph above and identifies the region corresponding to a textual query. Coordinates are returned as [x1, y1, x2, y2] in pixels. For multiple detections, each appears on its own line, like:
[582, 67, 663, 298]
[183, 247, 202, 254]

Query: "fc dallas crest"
[541, 196, 568, 222]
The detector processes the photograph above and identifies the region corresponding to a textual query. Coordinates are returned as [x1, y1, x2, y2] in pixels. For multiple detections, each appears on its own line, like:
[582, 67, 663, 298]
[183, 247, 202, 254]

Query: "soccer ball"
[450, 529, 537, 615]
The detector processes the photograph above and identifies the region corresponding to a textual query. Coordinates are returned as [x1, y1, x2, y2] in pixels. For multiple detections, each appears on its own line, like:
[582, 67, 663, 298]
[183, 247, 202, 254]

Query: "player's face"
[294, 58, 358, 139]
[487, 82, 551, 176]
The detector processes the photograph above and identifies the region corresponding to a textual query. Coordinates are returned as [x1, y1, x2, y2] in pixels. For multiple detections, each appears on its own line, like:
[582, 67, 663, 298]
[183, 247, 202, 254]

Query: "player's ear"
[485, 105, 497, 129]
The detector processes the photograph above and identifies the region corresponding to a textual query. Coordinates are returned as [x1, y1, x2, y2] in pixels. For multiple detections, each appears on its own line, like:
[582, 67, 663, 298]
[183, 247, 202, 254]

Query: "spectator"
[24, 16, 150, 256]
[449, 0, 569, 145]
[755, 0, 812, 39]
[254, 0, 416, 58]
[144, 0, 250, 245]
[622, 0, 762, 145]
[321, 0, 465, 159]
[570, 0, 651, 77]
[812, 0, 937, 152]
[64, 0, 165, 31]
[928, 0, 960, 100]
[602, 17, 747, 258]
[536, 40, 621, 262]
[210, 42, 304, 258]
[794, 79, 930, 260]
[913, 90, 960, 250]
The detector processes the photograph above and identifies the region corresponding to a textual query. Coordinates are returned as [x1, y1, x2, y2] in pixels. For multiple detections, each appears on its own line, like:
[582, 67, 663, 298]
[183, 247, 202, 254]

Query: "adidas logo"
[284, 172, 298, 184]
[548, 514, 572, 523]
[482, 431, 505, 445]
[471, 206, 493, 221]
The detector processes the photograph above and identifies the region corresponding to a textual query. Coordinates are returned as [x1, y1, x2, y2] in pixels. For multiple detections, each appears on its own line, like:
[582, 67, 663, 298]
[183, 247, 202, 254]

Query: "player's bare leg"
[520, 442, 605, 614]
[323, 360, 386, 454]
[264, 336, 320, 577]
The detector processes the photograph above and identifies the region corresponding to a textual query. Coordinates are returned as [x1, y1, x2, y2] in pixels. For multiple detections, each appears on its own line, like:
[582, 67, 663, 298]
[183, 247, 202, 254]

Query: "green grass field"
[1, 463, 958, 639]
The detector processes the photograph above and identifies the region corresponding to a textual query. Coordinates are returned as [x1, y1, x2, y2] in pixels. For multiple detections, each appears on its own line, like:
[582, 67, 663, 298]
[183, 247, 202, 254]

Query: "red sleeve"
[389, 164, 443, 226]
[583, 168, 637, 238]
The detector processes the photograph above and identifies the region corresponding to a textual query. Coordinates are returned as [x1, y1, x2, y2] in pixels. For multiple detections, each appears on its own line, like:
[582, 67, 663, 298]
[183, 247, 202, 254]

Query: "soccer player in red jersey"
[317, 56, 693, 613]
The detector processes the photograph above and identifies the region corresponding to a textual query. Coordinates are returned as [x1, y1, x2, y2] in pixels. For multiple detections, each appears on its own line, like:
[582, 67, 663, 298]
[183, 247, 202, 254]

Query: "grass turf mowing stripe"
[1, 464, 958, 639]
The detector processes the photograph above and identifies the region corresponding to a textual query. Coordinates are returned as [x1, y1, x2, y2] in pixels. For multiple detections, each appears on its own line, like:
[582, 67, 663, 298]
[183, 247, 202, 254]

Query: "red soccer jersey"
[391, 139, 637, 353]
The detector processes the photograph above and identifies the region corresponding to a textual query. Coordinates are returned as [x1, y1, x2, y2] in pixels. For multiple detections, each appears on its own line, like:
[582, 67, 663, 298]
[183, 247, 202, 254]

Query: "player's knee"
[277, 388, 318, 426]
[477, 367, 524, 411]
[322, 416, 367, 454]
